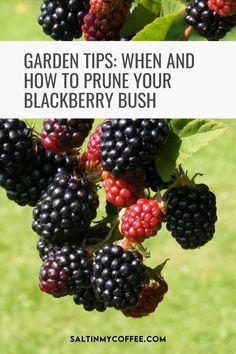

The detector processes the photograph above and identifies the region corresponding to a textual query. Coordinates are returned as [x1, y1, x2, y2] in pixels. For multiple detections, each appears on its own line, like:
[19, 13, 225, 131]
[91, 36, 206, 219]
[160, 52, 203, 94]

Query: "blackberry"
[145, 161, 174, 192]
[91, 244, 146, 309]
[41, 119, 94, 153]
[185, 0, 236, 40]
[82, 11, 121, 40]
[166, 184, 217, 249]
[38, 0, 89, 41]
[0, 144, 76, 206]
[0, 119, 35, 176]
[122, 276, 168, 318]
[101, 119, 169, 178]
[73, 287, 106, 311]
[39, 244, 92, 297]
[32, 173, 99, 244]
[208, 0, 236, 16]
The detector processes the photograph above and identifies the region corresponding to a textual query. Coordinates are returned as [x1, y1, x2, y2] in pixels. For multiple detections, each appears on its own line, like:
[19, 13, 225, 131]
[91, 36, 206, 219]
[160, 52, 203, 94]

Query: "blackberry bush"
[32, 173, 99, 244]
[1, 118, 225, 318]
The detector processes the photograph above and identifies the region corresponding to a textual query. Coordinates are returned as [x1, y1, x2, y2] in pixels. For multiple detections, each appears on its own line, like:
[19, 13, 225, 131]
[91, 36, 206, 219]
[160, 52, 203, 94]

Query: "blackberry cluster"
[73, 287, 106, 311]
[32, 173, 99, 244]
[0, 119, 35, 176]
[101, 119, 169, 178]
[166, 184, 217, 249]
[39, 244, 92, 297]
[185, 0, 236, 40]
[41, 119, 94, 153]
[38, 0, 89, 40]
[0, 144, 76, 206]
[91, 244, 146, 309]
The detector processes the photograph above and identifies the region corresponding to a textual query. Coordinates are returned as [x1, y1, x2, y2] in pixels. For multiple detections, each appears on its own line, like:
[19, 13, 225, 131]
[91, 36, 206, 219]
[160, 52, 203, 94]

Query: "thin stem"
[179, 26, 193, 41]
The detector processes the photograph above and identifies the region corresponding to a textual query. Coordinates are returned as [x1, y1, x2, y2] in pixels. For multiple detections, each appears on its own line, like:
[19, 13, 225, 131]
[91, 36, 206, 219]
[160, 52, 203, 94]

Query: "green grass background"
[1, 0, 236, 40]
[0, 119, 236, 354]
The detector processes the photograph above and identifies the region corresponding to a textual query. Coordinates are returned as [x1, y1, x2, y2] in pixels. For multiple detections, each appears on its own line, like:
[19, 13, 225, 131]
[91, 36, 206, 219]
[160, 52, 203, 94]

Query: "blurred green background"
[0, 119, 236, 354]
[1, 0, 236, 40]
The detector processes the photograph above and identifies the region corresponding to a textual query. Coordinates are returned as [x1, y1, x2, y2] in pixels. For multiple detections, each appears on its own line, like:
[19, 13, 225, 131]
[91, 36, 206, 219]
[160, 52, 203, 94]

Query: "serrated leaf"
[161, 0, 185, 16]
[132, 10, 183, 41]
[171, 119, 228, 164]
[121, 0, 161, 37]
[155, 130, 182, 181]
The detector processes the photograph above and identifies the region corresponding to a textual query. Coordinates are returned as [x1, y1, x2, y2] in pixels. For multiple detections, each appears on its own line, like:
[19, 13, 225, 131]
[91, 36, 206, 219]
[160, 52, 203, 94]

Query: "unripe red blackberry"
[32, 173, 99, 245]
[39, 244, 92, 297]
[0, 119, 35, 176]
[0, 144, 76, 207]
[208, 0, 236, 16]
[101, 119, 169, 178]
[91, 244, 146, 309]
[38, 0, 89, 40]
[81, 123, 103, 171]
[82, 11, 121, 40]
[90, 0, 120, 14]
[41, 119, 94, 153]
[121, 198, 163, 243]
[185, 0, 236, 40]
[166, 183, 217, 249]
[102, 171, 145, 208]
[73, 287, 107, 311]
[122, 275, 168, 318]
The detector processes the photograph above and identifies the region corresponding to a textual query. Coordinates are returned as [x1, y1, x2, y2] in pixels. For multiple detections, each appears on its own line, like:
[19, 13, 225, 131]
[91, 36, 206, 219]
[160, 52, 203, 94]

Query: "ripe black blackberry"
[32, 173, 99, 244]
[185, 0, 236, 40]
[100, 119, 169, 178]
[39, 244, 92, 297]
[37, 238, 53, 261]
[91, 244, 146, 309]
[0, 144, 76, 207]
[38, 0, 89, 41]
[73, 287, 106, 312]
[145, 161, 174, 192]
[41, 119, 94, 153]
[0, 119, 35, 176]
[166, 183, 217, 249]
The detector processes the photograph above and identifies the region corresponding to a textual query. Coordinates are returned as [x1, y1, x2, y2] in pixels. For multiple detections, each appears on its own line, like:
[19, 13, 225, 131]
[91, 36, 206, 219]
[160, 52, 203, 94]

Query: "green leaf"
[132, 10, 183, 41]
[155, 129, 182, 181]
[171, 119, 229, 164]
[161, 0, 185, 16]
[121, 0, 161, 37]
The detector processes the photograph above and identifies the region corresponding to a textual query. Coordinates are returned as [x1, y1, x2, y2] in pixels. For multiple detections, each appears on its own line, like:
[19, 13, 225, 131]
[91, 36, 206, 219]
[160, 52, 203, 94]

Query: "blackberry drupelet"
[100, 119, 169, 178]
[91, 244, 146, 309]
[41, 119, 94, 153]
[32, 173, 99, 244]
[38, 0, 89, 41]
[39, 244, 92, 297]
[73, 287, 107, 311]
[166, 184, 217, 249]
[0, 119, 35, 176]
[0, 144, 76, 206]
[185, 0, 236, 40]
